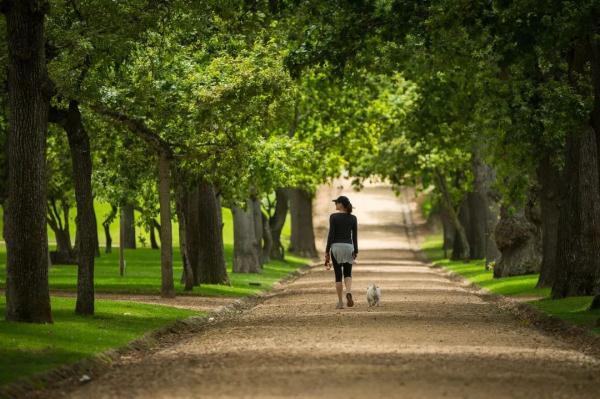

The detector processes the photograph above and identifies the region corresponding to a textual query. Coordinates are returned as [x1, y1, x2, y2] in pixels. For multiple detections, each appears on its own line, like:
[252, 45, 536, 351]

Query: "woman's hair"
[345, 203, 353, 214]
[334, 195, 353, 214]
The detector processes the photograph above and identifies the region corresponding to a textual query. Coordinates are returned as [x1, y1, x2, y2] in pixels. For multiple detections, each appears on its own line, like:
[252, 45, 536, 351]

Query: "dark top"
[325, 212, 358, 254]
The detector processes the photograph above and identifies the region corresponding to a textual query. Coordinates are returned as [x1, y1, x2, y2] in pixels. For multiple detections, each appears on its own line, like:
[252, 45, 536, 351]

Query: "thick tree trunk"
[175, 191, 194, 291]
[61, 101, 96, 315]
[485, 199, 501, 268]
[434, 170, 470, 260]
[269, 188, 288, 260]
[251, 197, 265, 266]
[183, 186, 201, 285]
[149, 220, 159, 249]
[4, 0, 52, 323]
[439, 209, 455, 259]
[102, 205, 117, 254]
[232, 201, 261, 273]
[536, 156, 561, 288]
[261, 211, 272, 264]
[466, 196, 487, 260]
[120, 203, 136, 249]
[289, 188, 318, 258]
[46, 201, 76, 263]
[552, 125, 600, 298]
[197, 181, 229, 284]
[158, 152, 175, 297]
[493, 206, 542, 278]
[454, 198, 471, 260]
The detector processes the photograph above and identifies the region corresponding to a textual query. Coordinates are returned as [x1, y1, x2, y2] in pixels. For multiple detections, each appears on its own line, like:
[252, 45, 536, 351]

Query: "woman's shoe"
[336, 301, 344, 309]
[346, 292, 354, 307]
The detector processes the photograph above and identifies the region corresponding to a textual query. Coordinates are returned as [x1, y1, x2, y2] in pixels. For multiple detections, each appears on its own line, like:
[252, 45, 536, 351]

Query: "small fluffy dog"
[366, 284, 381, 307]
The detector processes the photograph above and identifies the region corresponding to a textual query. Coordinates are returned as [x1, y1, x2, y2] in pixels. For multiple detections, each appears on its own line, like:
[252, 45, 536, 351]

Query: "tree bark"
[232, 201, 261, 273]
[4, 0, 52, 323]
[60, 101, 96, 315]
[289, 188, 318, 258]
[251, 196, 265, 266]
[536, 155, 561, 288]
[197, 181, 229, 284]
[119, 209, 125, 276]
[552, 42, 600, 298]
[183, 186, 201, 285]
[434, 170, 470, 260]
[493, 206, 542, 278]
[467, 167, 488, 260]
[175, 190, 194, 291]
[454, 198, 471, 260]
[439, 208, 455, 259]
[120, 203, 136, 249]
[552, 125, 600, 298]
[149, 219, 159, 249]
[158, 151, 175, 297]
[269, 188, 288, 260]
[261, 211, 272, 264]
[102, 205, 117, 254]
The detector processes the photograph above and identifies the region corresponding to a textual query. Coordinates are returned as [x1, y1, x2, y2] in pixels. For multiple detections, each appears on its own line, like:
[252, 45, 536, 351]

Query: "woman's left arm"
[352, 216, 358, 258]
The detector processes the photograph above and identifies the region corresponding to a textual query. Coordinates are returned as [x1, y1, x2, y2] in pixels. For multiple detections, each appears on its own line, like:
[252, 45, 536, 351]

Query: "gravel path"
[54, 179, 599, 399]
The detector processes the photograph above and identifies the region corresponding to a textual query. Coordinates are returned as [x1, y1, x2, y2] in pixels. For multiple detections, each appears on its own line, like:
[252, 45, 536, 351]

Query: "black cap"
[332, 195, 351, 208]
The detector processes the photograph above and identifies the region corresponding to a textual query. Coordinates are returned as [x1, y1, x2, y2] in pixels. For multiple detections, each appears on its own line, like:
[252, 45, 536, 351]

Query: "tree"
[3, 0, 52, 323]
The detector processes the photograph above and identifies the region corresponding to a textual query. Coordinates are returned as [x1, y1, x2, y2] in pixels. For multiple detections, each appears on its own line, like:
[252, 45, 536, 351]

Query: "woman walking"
[325, 195, 358, 309]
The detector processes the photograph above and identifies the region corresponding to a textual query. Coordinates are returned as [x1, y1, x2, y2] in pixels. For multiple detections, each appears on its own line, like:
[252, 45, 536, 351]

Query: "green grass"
[421, 233, 600, 334]
[0, 246, 308, 297]
[0, 206, 307, 388]
[0, 204, 308, 296]
[0, 296, 200, 386]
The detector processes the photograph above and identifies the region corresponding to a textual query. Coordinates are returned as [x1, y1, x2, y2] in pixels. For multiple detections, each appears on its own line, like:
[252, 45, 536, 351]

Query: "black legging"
[331, 252, 352, 282]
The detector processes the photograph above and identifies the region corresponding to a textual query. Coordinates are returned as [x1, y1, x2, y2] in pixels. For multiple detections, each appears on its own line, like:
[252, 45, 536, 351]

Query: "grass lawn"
[421, 234, 600, 334]
[0, 296, 200, 386]
[0, 206, 309, 388]
[0, 246, 308, 297]
[0, 204, 310, 297]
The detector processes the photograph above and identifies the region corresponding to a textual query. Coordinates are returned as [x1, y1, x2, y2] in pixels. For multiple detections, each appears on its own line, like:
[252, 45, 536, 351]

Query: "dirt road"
[56, 179, 599, 398]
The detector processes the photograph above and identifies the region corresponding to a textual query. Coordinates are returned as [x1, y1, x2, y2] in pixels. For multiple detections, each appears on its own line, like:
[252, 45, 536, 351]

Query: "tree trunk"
[289, 188, 318, 258]
[454, 198, 471, 260]
[149, 220, 159, 249]
[454, 151, 492, 260]
[552, 125, 600, 298]
[4, 0, 52, 323]
[120, 203, 136, 249]
[62, 101, 96, 315]
[93, 211, 100, 258]
[440, 208, 455, 259]
[103, 205, 117, 254]
[197, 181, 229, 284]
[158, 152, 175, 297]
[269, 188, 288, 260]
[184, 186, 201, 285]
[493, 207, 542, 278]
[485, 199, 501, 268]
[232, 201, 261, 273]
[434, 170, 470, 260]
[119, 209, 125, 276]
[251, 197, 265, 266]
[261, 211, 272, 264]
[175, 191, 194, 291]
[536, 155, 561, 288]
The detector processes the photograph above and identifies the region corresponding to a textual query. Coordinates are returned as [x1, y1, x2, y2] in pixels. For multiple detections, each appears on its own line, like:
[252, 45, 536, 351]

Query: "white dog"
[366, 284, 381, 307]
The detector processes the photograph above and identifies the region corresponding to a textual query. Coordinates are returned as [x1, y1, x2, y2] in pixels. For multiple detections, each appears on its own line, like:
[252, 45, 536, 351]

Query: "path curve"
[49, 179, 599, 398]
